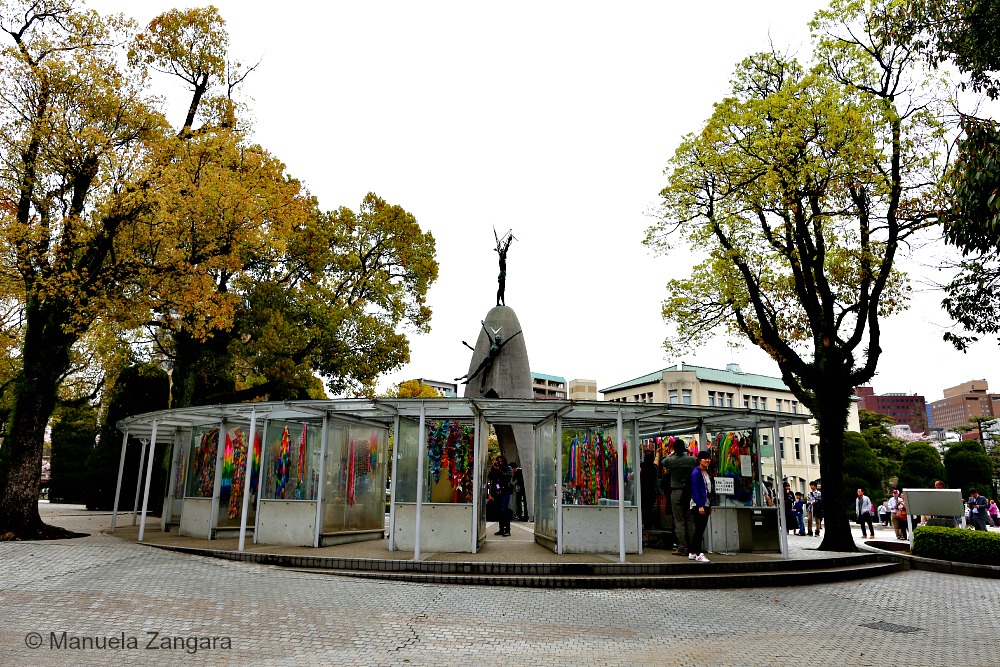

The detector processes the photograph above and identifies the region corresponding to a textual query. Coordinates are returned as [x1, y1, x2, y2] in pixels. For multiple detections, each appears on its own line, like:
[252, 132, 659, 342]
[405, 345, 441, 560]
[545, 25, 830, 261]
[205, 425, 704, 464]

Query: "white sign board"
[714, 477, 735, 495]
[740, 455, 753, 477]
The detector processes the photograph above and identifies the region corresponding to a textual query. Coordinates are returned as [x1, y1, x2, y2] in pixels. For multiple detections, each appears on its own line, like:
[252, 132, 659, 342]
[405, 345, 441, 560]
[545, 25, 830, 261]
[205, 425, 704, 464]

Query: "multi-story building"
[414, 378, 458, 397]
[531, 373, 566, 400]
[567, 379, 597, 401]
[929, 379, 1000, 430]
[600, 362, 861, 495]
[853, 386, 928, 432]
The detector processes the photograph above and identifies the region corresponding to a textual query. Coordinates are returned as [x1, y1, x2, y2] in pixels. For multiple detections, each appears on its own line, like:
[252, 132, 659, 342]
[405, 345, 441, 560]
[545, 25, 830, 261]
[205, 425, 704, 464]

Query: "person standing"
[791, 492, 806, 535]
[896, 496, 909, 539]
[494, 456, 513, 536]
[806, 481, 823, 537]
[661, 439, 697, 556]
[968, 488, 989, 531]
[688, 451, 713, 563]
[783, 483, 796, 534]
[988, 499, 1000, 528]
[639, 451, 659, 530]
[887, 489, 903, 539]
[856, 488, 875, 538]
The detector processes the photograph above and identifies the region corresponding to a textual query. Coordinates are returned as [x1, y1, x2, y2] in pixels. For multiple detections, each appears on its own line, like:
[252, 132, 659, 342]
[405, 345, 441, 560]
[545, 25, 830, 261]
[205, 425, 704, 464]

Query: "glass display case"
[262, 420, 321, 501]
[321, 420, 389, 535]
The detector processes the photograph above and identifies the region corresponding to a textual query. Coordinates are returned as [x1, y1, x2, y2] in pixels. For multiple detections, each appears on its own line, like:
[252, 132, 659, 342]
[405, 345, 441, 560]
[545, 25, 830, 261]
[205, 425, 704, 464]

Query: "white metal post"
[209, 420, 226, 539]
[111, 429, 129, 533]
[238, 408, 258, 552]
[414, 403, 426, 561]
[471, 412, 481, 553]
[773, 419, 789, 558]
[253, 418, 268, 544]
[556, 416, 563, 554]
[388, 415, 400, 551]
[131, 438, 148, 526]
[635, 419, 642, 556]
[138, 420, 159, 542]
[616, 409, 626, 563]
[162, 430, 180, 532]
[313, 413, 329, 548]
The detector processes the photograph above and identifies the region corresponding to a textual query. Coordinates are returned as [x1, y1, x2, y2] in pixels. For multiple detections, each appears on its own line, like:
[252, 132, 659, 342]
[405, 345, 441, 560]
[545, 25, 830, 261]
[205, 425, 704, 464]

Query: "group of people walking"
[857, 481, 999, 539]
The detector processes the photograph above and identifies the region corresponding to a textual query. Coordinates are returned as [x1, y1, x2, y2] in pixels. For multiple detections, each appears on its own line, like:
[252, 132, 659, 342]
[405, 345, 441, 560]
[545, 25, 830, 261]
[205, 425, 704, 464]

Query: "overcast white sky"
[90, 0, 1000, 403]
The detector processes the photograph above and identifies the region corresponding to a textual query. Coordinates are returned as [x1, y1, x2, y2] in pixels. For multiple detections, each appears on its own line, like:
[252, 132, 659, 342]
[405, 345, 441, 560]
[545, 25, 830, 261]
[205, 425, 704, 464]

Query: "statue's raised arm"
[494, 228, 515, 306]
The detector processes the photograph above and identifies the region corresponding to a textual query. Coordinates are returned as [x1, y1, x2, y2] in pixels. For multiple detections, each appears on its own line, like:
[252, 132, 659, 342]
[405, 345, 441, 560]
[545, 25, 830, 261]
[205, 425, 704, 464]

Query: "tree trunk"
[0, 304, 75, 539]
[814, 383, 857, 552]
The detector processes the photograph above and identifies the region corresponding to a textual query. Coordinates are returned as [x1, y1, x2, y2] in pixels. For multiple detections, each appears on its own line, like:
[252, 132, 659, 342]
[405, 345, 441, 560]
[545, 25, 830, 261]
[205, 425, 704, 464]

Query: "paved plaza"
[0, 504, 997, 666]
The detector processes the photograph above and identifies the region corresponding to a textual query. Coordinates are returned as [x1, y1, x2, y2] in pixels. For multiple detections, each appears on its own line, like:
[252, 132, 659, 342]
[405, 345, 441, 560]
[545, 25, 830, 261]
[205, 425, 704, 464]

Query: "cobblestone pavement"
[1, 506, 997, 667]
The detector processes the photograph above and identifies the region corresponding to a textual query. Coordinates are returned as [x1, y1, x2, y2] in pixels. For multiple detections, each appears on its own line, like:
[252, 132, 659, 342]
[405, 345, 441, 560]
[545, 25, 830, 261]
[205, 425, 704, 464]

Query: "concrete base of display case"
[256, 499, 317, 547]
[392, 503, 475, 552]
[560, 505, 640, 554]
[320, 529, 384, 547]
[179, 498, 214, 539]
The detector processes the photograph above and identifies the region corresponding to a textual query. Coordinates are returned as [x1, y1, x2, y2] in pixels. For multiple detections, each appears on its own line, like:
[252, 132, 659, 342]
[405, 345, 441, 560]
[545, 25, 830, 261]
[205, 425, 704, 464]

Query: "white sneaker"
[688, 553, 696, 560]
[695, 553, 710, 563]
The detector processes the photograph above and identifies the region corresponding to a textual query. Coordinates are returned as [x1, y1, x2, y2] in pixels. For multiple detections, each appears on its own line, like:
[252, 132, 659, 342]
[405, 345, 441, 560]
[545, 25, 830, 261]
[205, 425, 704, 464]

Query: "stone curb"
[860, 540, 1000, 579]
[141, 542, 904, 588]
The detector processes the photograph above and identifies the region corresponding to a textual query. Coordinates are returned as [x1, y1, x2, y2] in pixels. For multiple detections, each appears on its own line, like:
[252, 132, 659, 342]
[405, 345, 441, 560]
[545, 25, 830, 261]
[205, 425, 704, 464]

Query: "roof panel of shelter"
[117, 397, 811, 435]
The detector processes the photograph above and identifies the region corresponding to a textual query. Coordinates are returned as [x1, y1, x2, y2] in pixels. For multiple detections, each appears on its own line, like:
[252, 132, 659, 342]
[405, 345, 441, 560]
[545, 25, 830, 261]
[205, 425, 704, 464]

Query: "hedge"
[911, 526, 1000, 566]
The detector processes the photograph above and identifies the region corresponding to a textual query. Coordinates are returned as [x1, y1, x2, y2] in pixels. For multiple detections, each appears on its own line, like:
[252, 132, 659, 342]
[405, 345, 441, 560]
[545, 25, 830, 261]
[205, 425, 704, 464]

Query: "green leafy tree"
[892, 3, 1000, 350]
[944, 439, 994, 496]
[133, 10, 438, 406]
[645, 1, 950, 551]
[859, 408, 906, 484]
[898, 441, 947, 489]
[843, 431, 883, 514]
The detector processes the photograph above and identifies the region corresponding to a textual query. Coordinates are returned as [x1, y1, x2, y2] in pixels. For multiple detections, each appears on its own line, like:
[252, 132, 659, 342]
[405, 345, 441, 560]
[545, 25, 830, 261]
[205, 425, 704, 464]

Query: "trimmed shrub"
[911, 525, 1000, 566]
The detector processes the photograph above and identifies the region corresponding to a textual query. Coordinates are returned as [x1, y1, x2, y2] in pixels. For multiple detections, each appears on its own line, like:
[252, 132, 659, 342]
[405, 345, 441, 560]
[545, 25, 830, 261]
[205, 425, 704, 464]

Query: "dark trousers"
[858, 512, 875, 536]
[671, 490, 692, 552]
[499, 492, 512, 533]
[689, 508, 709, 555]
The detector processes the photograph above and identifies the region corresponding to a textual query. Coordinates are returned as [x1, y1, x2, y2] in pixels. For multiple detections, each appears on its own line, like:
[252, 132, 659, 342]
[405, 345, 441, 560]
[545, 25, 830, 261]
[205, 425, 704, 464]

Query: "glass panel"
[423, 420, 476, 503]
[534, 418, 556, 539]
[478, 421, 489, 538]
[393, 418, 420, 503]
[561, 428, 631, 506]
[710, 430, 762, 507]
[186, 426, 219, 498]
[171, 429, 190, 499]
[217, 425, 264, 526]
[262, 420, 321, 500]
[322, 420, 389, 533]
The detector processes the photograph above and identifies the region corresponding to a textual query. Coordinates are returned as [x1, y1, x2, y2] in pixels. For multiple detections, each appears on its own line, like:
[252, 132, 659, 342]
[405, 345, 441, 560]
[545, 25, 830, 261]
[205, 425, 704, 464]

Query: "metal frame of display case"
[115, 398, 810, 561]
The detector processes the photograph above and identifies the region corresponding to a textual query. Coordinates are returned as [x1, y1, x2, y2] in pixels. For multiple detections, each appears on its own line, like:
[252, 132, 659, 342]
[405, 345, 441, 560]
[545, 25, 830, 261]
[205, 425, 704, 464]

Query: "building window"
[762, 434, 769, 449]
[708, 391, 716, 407]
[682, 389, 692, 405]
[778, 437, 785, 459]
[760, 397, 767, 410]
[775, 398, 782, 411]
[791, 401, 798, 414]
[726, 393, 734, 407]
[810, 444, 817, 465]
[752, 396, 759, 410]
[794, 437, 801, 460]
[669, 389, 678, 404]
[744, 396, 750, 409]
